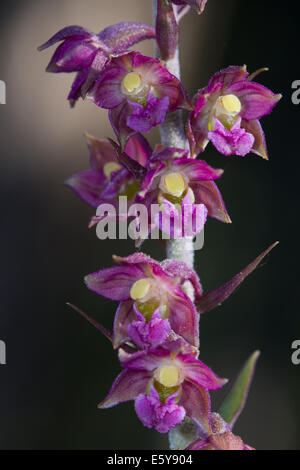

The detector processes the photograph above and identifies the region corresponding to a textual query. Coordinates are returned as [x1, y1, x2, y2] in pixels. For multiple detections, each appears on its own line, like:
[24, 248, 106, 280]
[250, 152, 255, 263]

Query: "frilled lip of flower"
[127, 307, 171, 349]
[84, 252, 201, 347]
[207, 117, 255, 157]
[188, 65, 281, 157]
[65, 133, 149, 209]
[98, 340, 227, 433]
[155, 196, 208, 238]
[134, 384, 186, 433]
[38, 23, 156, 103]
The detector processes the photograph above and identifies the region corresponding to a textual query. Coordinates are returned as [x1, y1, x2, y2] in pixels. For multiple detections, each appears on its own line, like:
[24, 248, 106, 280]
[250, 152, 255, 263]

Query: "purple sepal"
[135, 385, 185, 433]
[227, 80, 282, 120]
[241, 118, 268, 160]
[98, 370, 152, 409]
[85, 264, 144, 301]
[191, 180, 231, 223]
[179, 381, 210, 435]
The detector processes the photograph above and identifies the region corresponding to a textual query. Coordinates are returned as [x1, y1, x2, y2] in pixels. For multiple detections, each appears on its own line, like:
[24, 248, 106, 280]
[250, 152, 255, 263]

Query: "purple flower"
[99, 340, 227, 434]
[65, 133, 149, 214]
[89, 51, 190, 146]
[188, 65, 281, 158]
[38, 23, 156, 106]
[172, 0, 208, 14]
[84, 252, 202, 348]
[135, 145, 230, 241]
[186, 413, 254, 450]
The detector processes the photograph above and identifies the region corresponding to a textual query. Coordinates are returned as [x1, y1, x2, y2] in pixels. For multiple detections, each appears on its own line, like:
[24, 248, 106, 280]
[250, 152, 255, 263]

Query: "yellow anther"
[188, 188, 195, 204]
[163, 173, 186, 197]
[220, 94, 241, 114]
[122, 72, 142, 93]
[130, 279, 151, 300]
[158, 365, 180, 388]
[103, 162, 121, 178]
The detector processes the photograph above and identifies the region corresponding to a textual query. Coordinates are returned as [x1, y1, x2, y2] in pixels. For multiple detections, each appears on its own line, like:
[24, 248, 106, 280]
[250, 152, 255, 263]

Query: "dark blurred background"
[0, 0, 299, 450]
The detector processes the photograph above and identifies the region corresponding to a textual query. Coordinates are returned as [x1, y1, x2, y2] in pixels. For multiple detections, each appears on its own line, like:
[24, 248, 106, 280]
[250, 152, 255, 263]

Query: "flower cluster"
[39, 0, 280, 449]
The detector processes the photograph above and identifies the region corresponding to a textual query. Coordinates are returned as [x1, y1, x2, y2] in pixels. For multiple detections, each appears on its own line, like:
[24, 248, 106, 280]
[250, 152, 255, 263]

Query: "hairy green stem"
[153, 0, 198, 449]
[153, 0, 194, 269]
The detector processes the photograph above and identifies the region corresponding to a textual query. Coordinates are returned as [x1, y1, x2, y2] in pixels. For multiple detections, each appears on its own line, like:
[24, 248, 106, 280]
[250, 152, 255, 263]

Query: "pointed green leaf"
[219, 350, 260, 428]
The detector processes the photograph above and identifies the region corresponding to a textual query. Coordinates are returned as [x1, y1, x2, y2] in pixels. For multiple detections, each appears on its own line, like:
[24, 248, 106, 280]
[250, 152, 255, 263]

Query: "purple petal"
[227, 81, 281, 120]
[160, 259, 203, 299]
[207, 65, 248, 91]
[135, 386, 185, 433]
[112, 252, 162, 271]
[172, 158, 223, 181]
[120, 347, 169, 371]
[191, 180, 232, 223]
[84, 264, 144, 301]
[45, 39, 97, 73]
[98, 369, 151, 408]
[179, 355, 228, 390]
[89, 65, 126, 109]
[167, 287, 199, 347]
[98, 22, 155, 53]
[196, 242, 279, 314]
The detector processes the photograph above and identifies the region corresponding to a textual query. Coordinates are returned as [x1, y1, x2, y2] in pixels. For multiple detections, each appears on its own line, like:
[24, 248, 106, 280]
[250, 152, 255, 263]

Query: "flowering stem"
[153, 0, 194, 269]
[153, 0, 199, 449]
